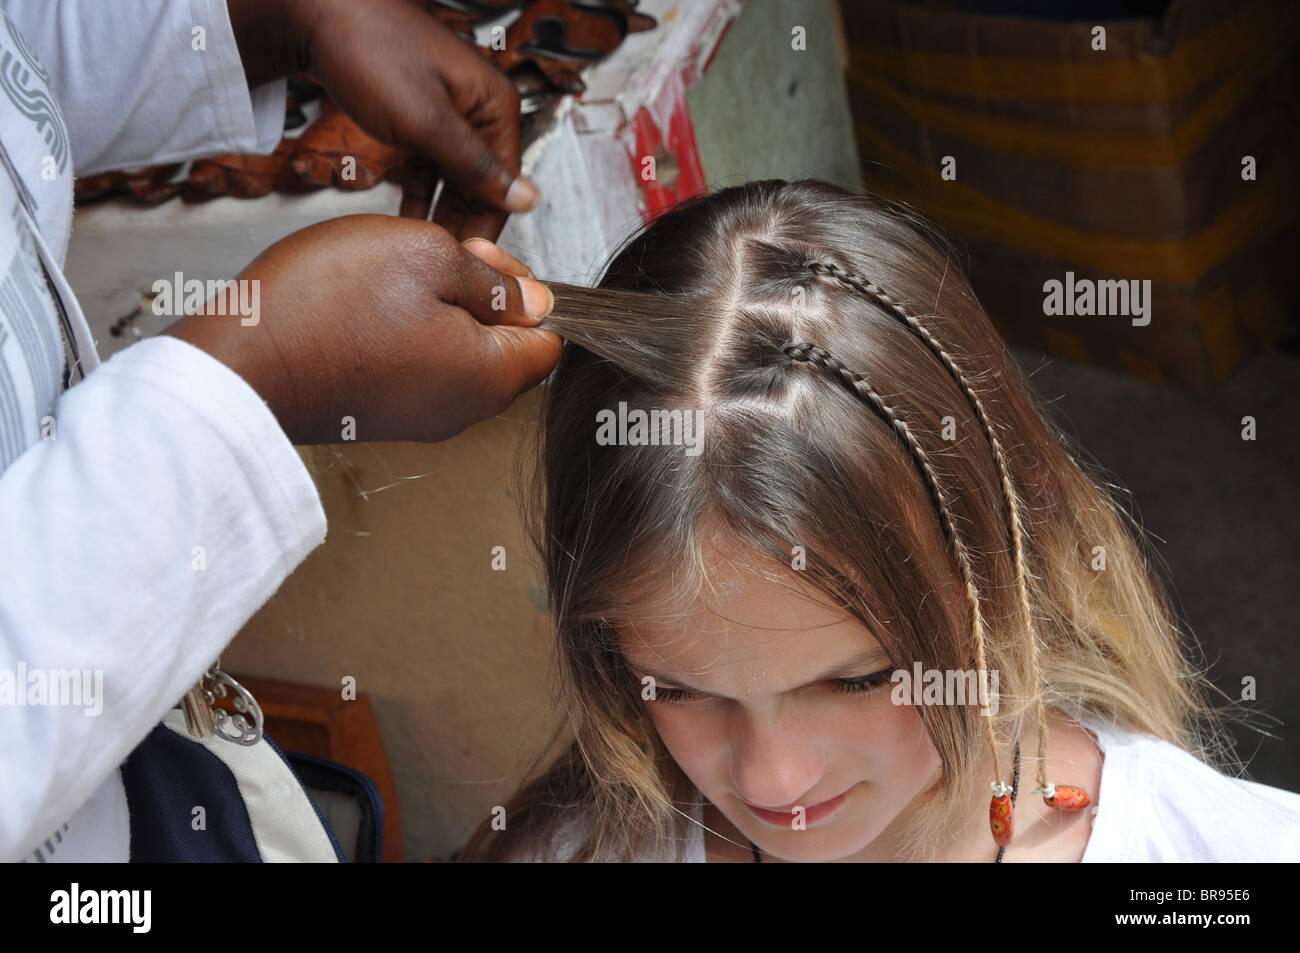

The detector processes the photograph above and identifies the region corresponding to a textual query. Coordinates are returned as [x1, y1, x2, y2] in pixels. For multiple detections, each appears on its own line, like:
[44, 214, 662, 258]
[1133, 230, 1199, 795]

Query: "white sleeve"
[0, 334, 327, 863]
[1, 0, 286, 174]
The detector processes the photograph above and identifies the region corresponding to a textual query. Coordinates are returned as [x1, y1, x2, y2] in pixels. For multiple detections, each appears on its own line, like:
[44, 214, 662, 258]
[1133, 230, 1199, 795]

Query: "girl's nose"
[727, 701, 826, 812]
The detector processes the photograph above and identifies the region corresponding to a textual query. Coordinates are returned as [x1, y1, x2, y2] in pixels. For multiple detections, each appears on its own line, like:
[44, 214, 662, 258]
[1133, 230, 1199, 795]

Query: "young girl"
[459, 179, 1300, 862]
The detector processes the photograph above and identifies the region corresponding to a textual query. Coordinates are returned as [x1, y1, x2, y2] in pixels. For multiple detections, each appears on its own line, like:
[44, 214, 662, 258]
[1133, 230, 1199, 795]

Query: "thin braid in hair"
[782, 342, 1005, 786]
[804, 260, 1051, 790]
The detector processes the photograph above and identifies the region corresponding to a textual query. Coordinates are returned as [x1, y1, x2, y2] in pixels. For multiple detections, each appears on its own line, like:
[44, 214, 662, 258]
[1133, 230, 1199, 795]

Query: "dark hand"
[164, 216, 561, 445]
[228, 0, 536, 240]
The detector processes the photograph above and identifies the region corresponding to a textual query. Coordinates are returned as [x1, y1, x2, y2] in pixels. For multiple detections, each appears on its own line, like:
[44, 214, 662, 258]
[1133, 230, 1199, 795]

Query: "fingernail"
[505, 176, 540, 212]
[518, 276, 553, 319]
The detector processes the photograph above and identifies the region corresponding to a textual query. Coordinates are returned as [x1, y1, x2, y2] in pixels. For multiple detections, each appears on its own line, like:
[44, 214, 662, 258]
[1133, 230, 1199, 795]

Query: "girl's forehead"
[617, 562, 884, 684]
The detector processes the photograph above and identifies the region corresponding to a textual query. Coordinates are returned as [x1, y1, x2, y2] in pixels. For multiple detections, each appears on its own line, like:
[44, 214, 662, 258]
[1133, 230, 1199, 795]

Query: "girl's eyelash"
[649, 686, 701, 705]
[648, 669, 893, 705]
[830, 669, 894, 695]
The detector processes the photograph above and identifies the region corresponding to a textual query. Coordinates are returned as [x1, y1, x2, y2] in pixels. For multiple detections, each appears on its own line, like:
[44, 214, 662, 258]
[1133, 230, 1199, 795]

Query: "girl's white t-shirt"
[535, 715, 1300, 862]
[1074, 716, 1300, 862]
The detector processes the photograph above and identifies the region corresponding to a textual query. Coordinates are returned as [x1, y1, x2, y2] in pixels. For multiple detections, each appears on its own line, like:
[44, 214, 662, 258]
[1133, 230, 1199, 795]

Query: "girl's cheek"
[644, 704, 724, 768]
[862, 696, 941, 779]
[812, 690, 931, 771]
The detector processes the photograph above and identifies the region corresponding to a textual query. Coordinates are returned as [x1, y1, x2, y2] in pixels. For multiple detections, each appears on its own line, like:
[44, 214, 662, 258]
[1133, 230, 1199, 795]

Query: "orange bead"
[989, 794, 1014, 848]
[1044, 786, 1091, 810]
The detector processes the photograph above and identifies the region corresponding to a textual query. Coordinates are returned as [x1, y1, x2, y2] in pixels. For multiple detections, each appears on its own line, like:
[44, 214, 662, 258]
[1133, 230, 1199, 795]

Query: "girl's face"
[619, 550, 943, 862]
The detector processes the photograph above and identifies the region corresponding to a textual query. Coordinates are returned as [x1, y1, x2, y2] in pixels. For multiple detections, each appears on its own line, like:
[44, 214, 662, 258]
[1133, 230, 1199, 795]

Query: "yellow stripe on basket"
[854, 123, 1300, 281]
[847, 28, 1297, 171]
[847, 0, 1294, 103]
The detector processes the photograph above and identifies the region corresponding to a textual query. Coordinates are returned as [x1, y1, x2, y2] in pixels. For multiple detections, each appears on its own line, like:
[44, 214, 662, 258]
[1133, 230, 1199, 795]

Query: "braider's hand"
[230, 0, 537, 240]
[164, 216, 561, 444]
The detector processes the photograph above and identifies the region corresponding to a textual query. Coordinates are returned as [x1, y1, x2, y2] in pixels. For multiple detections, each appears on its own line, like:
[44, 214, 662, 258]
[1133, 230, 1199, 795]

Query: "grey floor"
[689, 0, 1300, 791]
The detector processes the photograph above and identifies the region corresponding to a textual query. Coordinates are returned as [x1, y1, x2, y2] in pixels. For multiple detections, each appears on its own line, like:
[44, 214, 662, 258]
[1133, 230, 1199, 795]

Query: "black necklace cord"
[995, 740, 1022, 863]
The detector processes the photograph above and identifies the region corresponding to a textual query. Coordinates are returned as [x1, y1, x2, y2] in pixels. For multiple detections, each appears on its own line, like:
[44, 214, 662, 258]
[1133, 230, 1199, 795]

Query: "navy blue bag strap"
[121, 723, 262, 862]
[120, 710, 346, 863]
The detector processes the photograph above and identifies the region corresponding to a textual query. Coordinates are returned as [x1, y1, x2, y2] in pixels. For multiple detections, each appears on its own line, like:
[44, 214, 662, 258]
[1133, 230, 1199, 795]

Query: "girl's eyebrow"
[629, 645, 890, 695]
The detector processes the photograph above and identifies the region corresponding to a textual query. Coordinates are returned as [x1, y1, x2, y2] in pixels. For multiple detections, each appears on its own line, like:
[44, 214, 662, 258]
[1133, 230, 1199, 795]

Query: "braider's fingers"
[451, 206, 509, 244]
[435, 187, 509, 242]
[399, 159, 440, 220]
[463, 237, 534, 279]
[429, 230, 551, 328]
[415, 54, 533, 214]
[476, 323, 563, 410]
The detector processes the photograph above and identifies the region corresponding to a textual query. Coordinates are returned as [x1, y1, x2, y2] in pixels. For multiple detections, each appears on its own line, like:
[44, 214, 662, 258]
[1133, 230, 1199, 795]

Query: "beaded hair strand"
[802, 260, 1054, 793]
[781, 342, 1007, 791]
[805, 259, 1096, 826]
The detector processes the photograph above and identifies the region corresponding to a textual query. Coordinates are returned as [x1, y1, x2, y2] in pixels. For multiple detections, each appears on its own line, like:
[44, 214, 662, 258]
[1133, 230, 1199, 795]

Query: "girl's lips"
[743, 786, 854, 828]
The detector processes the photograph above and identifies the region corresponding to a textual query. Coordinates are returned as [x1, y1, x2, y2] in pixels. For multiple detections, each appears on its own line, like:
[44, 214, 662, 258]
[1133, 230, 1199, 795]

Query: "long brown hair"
[458, 179, 1235, 862]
